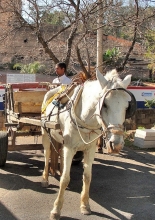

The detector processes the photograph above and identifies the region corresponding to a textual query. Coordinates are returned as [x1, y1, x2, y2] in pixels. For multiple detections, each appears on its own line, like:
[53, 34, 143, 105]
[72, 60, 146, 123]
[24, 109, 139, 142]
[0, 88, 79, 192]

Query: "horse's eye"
[103, 103, 107, 108]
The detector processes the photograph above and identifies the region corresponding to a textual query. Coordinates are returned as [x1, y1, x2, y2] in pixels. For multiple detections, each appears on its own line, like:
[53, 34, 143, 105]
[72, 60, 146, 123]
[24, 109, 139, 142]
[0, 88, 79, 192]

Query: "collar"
[59, 74, 66, 82]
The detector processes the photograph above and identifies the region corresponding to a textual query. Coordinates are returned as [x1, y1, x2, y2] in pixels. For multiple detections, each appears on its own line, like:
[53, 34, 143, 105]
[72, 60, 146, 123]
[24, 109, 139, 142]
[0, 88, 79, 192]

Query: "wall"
[125, 109, 155, 130]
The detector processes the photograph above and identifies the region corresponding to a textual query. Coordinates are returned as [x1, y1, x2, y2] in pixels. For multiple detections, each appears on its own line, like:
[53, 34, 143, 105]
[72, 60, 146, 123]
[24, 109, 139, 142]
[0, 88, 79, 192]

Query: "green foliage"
[137, 126, 145, 130]
[103, 47, 122, 66]
[148, 63, 155, 73]
[145, 30, 155, 51]
[144, 99, 155, 108]
[42, 11, 65, 26]
[144, 30, 155, 74]
[13, 61, 45, 74]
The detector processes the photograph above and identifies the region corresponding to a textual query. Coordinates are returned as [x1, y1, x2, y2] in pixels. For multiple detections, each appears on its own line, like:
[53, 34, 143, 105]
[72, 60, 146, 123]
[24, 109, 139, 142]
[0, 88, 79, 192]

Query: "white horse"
[41, 69, 136, 220]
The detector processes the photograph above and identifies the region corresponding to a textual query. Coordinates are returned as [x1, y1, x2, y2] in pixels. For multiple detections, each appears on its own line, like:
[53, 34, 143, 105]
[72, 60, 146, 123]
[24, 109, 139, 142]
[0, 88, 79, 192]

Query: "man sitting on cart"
[41, 62, 72, 113]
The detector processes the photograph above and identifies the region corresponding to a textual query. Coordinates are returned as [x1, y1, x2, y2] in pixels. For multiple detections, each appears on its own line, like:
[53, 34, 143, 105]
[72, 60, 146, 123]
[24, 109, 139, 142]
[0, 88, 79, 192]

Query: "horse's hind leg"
[80, 146, 96, 215]
[50, 147, 73, 220]
[41, 129, 51, 187]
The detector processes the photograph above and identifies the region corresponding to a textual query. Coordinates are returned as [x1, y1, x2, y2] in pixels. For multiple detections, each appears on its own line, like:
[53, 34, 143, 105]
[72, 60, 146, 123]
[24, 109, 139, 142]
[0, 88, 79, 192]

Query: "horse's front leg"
[41, 128, 51, 188]
[81, 146, 96, 215]
[50, 147, 73, 220]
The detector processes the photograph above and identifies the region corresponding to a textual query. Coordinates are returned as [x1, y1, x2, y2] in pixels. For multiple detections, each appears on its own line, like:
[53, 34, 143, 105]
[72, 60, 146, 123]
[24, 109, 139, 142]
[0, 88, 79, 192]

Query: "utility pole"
[97, 0, 103, 73]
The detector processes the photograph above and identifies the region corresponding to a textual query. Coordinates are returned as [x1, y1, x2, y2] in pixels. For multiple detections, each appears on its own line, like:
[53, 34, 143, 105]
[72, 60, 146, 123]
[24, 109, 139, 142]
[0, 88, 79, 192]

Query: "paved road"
[0, 146, 155, 220]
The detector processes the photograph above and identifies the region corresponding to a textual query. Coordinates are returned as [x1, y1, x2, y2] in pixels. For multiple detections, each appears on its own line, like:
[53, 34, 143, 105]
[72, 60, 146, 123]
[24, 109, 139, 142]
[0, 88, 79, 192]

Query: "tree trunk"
[97, 0, 103, 74]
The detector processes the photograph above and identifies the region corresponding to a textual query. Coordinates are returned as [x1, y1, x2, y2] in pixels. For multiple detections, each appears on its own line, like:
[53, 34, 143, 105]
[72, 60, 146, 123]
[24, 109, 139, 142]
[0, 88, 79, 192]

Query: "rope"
[66, 93, 103, 145]
[70, 86, 101, 130]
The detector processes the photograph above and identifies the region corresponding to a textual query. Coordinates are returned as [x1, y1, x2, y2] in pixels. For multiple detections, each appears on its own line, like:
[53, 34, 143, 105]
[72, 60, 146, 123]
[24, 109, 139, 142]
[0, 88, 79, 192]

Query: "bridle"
[97, 87, 136, 119]
[96, 87, 136, 132]
[42, 84, 136, 146]
[69, 86, 136, 144]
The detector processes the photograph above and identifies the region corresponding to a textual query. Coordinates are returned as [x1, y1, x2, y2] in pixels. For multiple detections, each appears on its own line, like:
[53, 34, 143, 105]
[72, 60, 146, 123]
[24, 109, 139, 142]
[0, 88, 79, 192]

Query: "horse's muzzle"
[103, 124, 124, 154]
[105, 135, 124, 154]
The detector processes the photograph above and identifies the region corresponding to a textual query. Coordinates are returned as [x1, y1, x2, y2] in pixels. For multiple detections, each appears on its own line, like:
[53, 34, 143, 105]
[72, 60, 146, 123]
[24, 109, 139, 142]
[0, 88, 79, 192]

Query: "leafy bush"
[103, 47, 122, 67]
[137, 126, 145, 130]
[103, 48, 116, 63]
[13, 61, 45, 74]
[144, 99, 155, 108]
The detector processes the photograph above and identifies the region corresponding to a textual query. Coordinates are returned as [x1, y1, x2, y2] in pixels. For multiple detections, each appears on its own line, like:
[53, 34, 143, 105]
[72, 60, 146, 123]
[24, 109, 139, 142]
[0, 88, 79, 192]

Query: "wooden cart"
[0, 82, 83, 173]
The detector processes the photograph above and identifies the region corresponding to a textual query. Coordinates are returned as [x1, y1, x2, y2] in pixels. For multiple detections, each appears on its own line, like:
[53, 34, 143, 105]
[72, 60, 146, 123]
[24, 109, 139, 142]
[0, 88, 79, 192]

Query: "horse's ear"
[96, 69, 107, 88]
[122, 75, 132, 88]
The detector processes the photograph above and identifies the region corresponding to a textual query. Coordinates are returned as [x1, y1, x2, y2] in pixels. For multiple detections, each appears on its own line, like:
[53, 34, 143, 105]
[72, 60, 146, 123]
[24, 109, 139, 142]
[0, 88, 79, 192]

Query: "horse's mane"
[104, 69, 124, 89]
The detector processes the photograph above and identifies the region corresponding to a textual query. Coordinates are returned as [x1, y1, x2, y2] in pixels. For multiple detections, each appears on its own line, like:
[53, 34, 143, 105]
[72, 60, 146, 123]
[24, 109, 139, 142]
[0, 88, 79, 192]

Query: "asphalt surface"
[0, 143, 155, 220]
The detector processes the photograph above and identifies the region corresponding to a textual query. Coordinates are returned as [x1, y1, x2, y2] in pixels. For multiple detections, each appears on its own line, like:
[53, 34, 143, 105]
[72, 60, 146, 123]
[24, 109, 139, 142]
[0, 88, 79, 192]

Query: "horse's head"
[96, 69, 136, 154]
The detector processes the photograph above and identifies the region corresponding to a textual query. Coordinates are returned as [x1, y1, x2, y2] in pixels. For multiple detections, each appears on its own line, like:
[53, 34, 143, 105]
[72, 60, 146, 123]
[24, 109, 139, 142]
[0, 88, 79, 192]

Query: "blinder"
[125, 89, 137, 119]
[99, 88, 137, 119]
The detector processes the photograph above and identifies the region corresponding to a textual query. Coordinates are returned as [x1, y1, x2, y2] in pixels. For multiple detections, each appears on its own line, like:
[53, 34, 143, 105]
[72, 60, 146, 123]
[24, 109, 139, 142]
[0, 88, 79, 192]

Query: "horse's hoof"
[81, 206, 91, 215]
[41, 180, 49, 188]
[50, 212, 60, 220]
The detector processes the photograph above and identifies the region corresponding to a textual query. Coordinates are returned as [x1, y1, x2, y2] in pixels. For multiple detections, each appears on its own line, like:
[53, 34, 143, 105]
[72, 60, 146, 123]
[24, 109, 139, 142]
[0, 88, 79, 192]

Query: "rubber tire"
[0, 131, 8, 167]
[72, 151, 83, 165]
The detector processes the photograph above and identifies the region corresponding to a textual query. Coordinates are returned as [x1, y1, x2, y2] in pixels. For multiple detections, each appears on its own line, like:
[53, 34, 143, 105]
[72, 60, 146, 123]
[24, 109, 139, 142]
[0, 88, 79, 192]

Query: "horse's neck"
[76, 81, 102, 125]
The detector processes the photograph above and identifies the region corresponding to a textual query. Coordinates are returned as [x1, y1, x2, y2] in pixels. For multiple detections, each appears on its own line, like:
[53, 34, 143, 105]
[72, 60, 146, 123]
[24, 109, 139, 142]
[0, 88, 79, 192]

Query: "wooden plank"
[14, 101, 42, 113]
[19, 117, 41, 125]
[19, 118, 60, 129]
[15, 131, 41, 136]
[6, 115, 60, 129]
[8, 82, 48, 90]
[13, 91, 47, 102]
[13, 90, 46, 113]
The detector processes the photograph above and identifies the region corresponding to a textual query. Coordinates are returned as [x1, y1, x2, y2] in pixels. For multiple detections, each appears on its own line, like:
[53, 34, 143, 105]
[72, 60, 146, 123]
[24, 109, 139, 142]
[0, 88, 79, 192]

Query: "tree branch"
[118, 0, 139, 72]
[76, 45, 91, 79]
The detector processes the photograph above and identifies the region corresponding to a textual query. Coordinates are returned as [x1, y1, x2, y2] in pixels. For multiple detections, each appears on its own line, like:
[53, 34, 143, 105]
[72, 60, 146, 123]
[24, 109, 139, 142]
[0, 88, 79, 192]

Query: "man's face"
[55, 65, 65, 77]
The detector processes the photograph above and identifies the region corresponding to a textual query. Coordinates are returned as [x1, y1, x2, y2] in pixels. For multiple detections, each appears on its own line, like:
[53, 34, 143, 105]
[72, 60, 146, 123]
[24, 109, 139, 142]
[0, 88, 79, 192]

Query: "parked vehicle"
[0, 82, 83, 171]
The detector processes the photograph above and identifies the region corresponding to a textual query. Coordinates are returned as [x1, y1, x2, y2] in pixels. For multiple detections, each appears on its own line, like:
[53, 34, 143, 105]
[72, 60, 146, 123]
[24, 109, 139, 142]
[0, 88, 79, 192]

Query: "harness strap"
[41, 85, 67, 114]
[70, 86, 101, 130]
[110, 129, 124, 135]
[41, 120, 61, 155]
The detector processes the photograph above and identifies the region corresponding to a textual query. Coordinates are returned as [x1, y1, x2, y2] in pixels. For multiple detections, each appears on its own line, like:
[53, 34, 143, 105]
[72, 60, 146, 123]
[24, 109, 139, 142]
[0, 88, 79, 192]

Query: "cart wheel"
[72, 151, 83, 165]
[0, 131, 8, 167]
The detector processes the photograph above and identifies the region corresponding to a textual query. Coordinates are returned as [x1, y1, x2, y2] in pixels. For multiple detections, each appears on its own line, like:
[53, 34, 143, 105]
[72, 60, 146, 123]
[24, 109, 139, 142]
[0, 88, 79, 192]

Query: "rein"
[64, 85, 103, 145]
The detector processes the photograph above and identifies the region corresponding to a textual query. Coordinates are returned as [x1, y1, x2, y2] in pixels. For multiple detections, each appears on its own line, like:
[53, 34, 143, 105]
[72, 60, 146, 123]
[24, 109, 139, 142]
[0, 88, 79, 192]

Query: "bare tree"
[11, 0, 100, 76]
[0, 0, 155, 76]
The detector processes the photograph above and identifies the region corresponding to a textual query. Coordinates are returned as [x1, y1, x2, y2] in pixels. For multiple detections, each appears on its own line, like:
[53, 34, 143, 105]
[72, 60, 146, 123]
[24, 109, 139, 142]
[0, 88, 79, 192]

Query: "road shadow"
[68, 147, 155, 219]
[0, 202, 18, 220]
[0, 151, 59, 194]
[0, 147, 155, 219]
